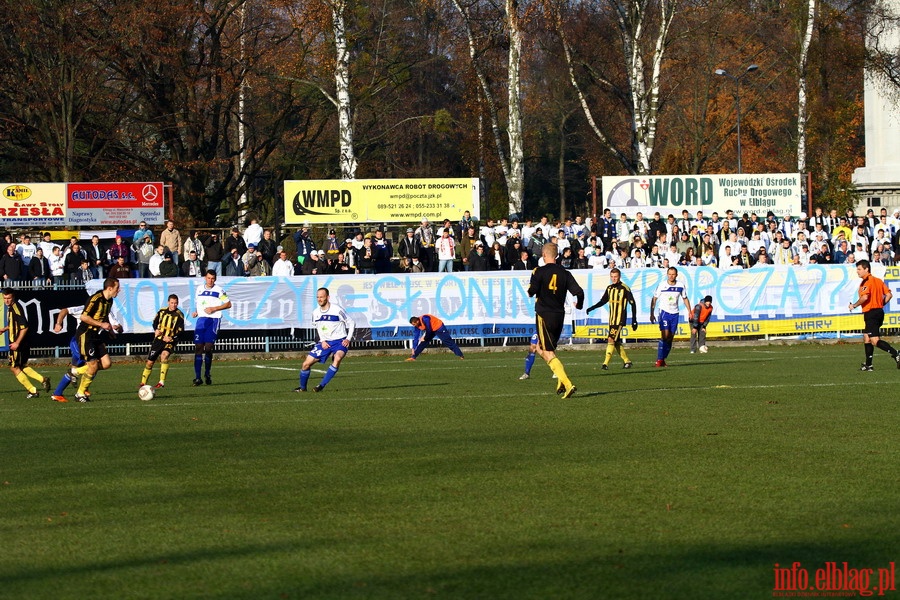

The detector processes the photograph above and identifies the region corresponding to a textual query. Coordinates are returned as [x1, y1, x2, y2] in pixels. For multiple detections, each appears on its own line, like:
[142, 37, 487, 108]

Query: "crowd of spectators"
[1, 206, 896, 288]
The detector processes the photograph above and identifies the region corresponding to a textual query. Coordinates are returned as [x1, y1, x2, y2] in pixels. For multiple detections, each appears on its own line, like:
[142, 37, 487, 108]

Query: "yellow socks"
[617, 341, 630, 363]
[159, 363, 169, 383]
[77, 372, 94, 395]
[547, 357, 572, 389]
[23, 367, 44, 382]
[16, 372, 37, 393]
[604, 343, 615, 366]
[141, 366, 152, 385]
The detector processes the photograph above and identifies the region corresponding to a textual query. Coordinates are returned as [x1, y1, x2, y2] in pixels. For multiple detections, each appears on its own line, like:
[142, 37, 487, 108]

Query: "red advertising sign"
[66, 182, 165, 226]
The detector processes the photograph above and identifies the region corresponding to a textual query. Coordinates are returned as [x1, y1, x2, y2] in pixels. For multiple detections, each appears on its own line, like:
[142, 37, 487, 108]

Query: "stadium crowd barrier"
[6, 264, 897, 358]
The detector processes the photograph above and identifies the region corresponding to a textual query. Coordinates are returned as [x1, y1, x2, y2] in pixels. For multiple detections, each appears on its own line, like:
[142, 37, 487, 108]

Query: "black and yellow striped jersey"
[599, 282, 636, 327]
[6, 301, 29, 346]
[153, 308, 185, 341]
[74, 291, 113, 335]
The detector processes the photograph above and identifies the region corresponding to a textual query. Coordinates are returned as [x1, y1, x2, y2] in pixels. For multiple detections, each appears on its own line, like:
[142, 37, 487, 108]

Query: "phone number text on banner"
[284, 178, 480, 224]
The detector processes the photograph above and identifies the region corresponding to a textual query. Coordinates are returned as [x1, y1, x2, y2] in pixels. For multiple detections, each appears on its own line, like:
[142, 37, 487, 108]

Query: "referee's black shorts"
[536, 312, 565, 352]
[863, 308, 885, 338]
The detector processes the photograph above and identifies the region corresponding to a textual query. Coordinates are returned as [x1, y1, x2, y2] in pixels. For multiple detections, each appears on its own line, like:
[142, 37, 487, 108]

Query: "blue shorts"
[658, 311, 680, 333]
[194, 317, 222, 344]
[309, 339, 349, 363]
[69, 336, 84, 367]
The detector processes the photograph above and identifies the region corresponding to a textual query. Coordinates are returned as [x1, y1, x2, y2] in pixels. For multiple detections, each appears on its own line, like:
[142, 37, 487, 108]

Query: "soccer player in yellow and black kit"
[71, 277, 120, 402]
[140, 294, 185, 389]
[586, 268, 638, 370]
[1, 288, 51, 398]
[527, 243, 585, 398]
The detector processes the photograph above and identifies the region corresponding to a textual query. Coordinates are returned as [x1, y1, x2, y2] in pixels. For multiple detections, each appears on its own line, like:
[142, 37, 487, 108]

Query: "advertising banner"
[67, 182, 165, 226]
[283, 178, 480, 224]
[0, 183, 67, 227]
[602, 173, 802, 219]
[86, 264, 885, 341]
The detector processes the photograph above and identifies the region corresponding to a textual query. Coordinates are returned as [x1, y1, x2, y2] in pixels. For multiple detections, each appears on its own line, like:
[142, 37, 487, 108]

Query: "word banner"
[67, 182, 165, 226]
[0, 183, 67, 226]
[603, 173, 802, 219]
[283, 178, 480, 225]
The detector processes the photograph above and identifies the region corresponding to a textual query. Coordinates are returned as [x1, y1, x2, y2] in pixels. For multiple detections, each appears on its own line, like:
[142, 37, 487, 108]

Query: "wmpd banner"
[283, 178, 480, 224]
[0, 181, 164, 226]
[602, 173, 802, 219]
[90, 265, 885, 340]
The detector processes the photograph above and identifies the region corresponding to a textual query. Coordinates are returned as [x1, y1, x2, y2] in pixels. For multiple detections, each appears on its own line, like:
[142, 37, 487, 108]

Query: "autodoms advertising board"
[67, 182, 165, 226]
[283, 178, 480, 224]
[602, 173, 802, 219]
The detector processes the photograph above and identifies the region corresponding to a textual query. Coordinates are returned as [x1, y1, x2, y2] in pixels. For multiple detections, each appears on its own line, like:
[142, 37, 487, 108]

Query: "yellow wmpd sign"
[283, 178, 480, 224]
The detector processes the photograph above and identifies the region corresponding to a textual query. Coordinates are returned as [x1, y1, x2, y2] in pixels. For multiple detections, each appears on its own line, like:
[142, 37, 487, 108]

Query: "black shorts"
[77, 330, 108, 363]
[863, 308, 885, 338]
[8, 345, 30, 369]
[536, 312, 565, 352]
[148, 338, 175, 362]
[608, 325, 623, 342]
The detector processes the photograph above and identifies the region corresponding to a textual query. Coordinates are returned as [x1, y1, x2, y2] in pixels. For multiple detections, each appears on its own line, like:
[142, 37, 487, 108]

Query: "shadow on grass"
[3, 537, 897, 600]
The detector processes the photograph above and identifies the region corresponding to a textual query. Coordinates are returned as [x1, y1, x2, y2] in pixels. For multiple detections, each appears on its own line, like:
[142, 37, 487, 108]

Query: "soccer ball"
[699, 345, 709, 354]
[138, 385, 155, 401]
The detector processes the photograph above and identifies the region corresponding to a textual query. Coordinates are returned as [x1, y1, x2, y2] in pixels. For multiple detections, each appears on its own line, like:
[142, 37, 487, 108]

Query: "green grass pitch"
[1, 344, 898, 599]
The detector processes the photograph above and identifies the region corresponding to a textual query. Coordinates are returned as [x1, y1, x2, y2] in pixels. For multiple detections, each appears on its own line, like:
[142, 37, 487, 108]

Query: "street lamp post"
[715, 64, 759, 174]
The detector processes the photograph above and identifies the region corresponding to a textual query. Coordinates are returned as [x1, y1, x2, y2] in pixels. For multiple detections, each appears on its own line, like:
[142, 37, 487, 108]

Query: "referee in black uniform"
[527, 242, 585, 398]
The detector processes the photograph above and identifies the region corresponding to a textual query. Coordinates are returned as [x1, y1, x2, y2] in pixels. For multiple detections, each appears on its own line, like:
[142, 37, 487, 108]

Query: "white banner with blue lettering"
[88, 264, 878, 339]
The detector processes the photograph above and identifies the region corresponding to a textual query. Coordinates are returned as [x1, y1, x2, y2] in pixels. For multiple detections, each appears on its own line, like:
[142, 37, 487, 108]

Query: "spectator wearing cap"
[224, 226, 247, 257]
[272, 250, 295, 277]
[158, 251, 178, 277]
[132, 220, 154, 246]
[322, 229, 341, 259]
[108, 235, 131, 269]
[242, 243, 258, 272]
[29, 247, 52, 288]
[398, 227, 417, 264]
[372, 229, 393, 273]
[528, 227, 546, 256]
[301, 249, 324, 275]
[39, 232, 57, 258]
[181, 249, 206, 277]
[414, 217, 436, 271]
[689, 296, 714, 354]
